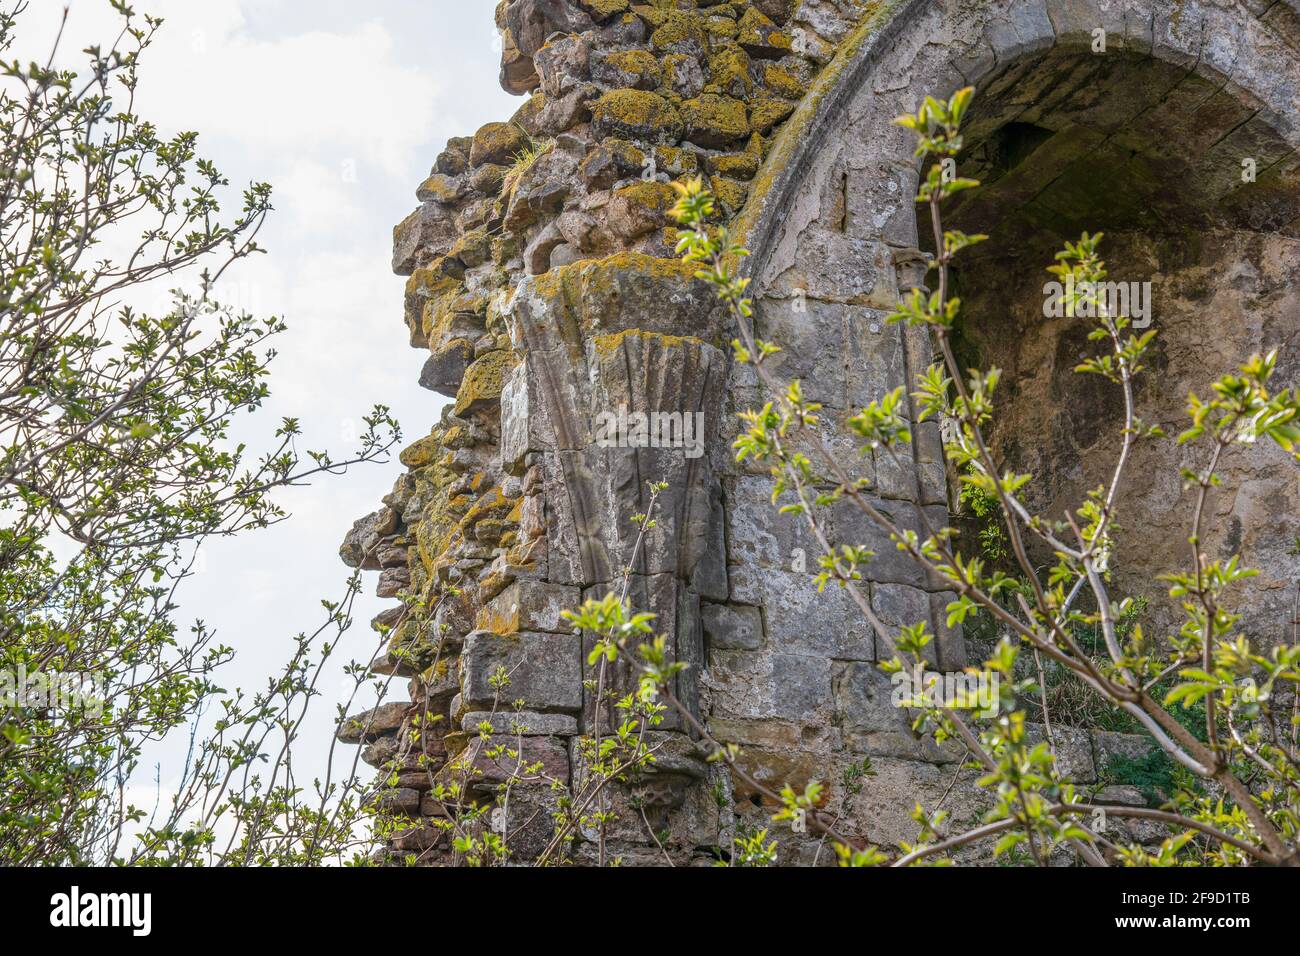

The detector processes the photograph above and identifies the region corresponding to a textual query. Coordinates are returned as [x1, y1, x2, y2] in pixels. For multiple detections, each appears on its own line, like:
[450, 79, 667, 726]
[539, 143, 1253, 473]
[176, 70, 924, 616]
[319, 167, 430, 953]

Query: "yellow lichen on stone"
[605, 137, 648, 171]
[420, 288, 483, 342]
[591, 89, 684, 142]
[577, 0, 630, 18]
[400, 430, 443, 469]
[528, 252, 706, 332]
[706, 44, 752, 96]
[631, 3, 669, 29]
[450, 228, 491, 267]
[748, 95, 797, 134]
[415, 487, 469, 576]
[591, 329, 708, 355]
[469, 121, 529, 168]
[710, 174, 750, 213]
[406, 267, 459, 303]
[763, 62, 806, 99]
[653, 143, 700, 175]
[737, 7, 792, 56]
[599, 48, 661, 87]
[704, 15, 739, 40]
[417, 173, 465, 205]
[649, 10, 707, 50]
[453, 350, 515, 416]
[731, 0, 902, 255]
[708, 133, 763, 179]
[613, 179, 677, 215]
[459, 485, 513, 533]
[681, 92, 749, 147]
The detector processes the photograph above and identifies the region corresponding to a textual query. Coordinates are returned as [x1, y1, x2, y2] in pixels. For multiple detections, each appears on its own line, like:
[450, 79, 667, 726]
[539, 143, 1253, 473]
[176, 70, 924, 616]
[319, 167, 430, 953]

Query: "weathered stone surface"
[737, 6, 792, 58]
[368, 787, 422, 815]
[591, 47, 660, 89]
[590, 89, 683, 142]
[418, 340, 475, 397]
[344, 0, 1300, 867]
[460, 630, 582, 712]
[701, 600, 764, 650]
[339, 506, 398, 570]
[461, 710, 579, 735]
[336, 701, 410, 743]
[680, 93, 749, 148]
[454, 350, 514, 417]
[392, 203, 456, 278]
[376, 566, 411, 599]
[476, 578, 580, 634]
[708, 647, 831, 722]
[506, 0, 595, 59]
[469, 121, 529, 168]
[728, 563, 874, 660]
[833, 662, 956, 762]
[606, 180, 677, 240]
[454, 732, 571, 787]
[1026, 722, 1097, 783]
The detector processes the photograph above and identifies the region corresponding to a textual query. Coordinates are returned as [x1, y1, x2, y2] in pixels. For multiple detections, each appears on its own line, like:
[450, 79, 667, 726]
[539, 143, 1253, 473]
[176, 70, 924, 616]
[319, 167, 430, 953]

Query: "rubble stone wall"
[337, 0, 1300, 864]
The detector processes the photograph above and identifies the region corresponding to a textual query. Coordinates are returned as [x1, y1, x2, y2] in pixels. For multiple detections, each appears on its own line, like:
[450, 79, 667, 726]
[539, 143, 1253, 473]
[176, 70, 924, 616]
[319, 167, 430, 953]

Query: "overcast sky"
[22, 0, 518, 798]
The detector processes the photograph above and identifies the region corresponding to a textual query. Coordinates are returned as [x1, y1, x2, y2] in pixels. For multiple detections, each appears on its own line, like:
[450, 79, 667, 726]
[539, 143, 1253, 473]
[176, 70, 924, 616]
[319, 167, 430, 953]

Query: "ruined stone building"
[337, 0, 1300, 864]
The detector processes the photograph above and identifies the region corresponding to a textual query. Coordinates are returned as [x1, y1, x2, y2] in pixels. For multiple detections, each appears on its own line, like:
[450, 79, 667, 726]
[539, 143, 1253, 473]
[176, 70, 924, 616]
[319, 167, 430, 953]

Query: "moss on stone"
[731, 0, 901, 257]
[597, 48, 661, 88]
[400, 430, 443, 469]
[405, 266, 457, 298]
[577, 0, 630, 18]
[631, 4, 669, 29]
[681, 92, 749, 147]
[592, 329, 707, 355]
[710, 174, 750, 213]
[748, 95, 796, 134]
[415, 482, 469, 580]
[416, 173, 466, 205]
[454, 349, 515, 416]
[459, 486, 513, 537]
[608, 179, 679, 239]
[450, 228, 492, 268]
[614, 179, 677, 211]
[737, 7, 792, 57]
[653, 143, 700, 175]
[440, 424, 468, 449]
[511, 91, 547, 133]
[708, 133, 763, 179]
[469, 121, 529, 168]
[421, 290, 485, 342]
[705, 16, 739, 41]
[649, 10, 707, 51]
[530, 251, 703, 313]
[762, 62, 806, 99]
[591, 89, 684, 143]
[706, 44, 753, 96]
[470, 162, 509, 195]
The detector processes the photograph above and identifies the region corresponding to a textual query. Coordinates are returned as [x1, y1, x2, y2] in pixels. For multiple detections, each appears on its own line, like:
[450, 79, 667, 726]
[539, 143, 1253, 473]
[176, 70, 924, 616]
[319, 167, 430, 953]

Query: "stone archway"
[941, 44, 1300, 638]
[339, 0, 1300, 865]
[728, 0, 1300, 851]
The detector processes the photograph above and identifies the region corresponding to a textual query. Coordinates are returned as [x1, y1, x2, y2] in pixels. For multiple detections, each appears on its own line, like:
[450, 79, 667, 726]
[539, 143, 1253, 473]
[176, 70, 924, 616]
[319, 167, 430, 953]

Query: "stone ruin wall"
[334, 0, 1300, 864]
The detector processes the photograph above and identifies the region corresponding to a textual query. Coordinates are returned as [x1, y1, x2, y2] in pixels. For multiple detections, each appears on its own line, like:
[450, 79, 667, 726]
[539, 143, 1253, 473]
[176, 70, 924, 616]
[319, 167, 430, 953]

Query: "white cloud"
[8, 0, 517, 801]
[39, 1, 440, 180]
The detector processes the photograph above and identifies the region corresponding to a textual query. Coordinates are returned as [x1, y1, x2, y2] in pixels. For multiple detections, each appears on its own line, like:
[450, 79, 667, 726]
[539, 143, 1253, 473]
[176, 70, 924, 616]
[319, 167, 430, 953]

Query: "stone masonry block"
[476, 579, 581, 635]
[460, 630, 582, 712]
